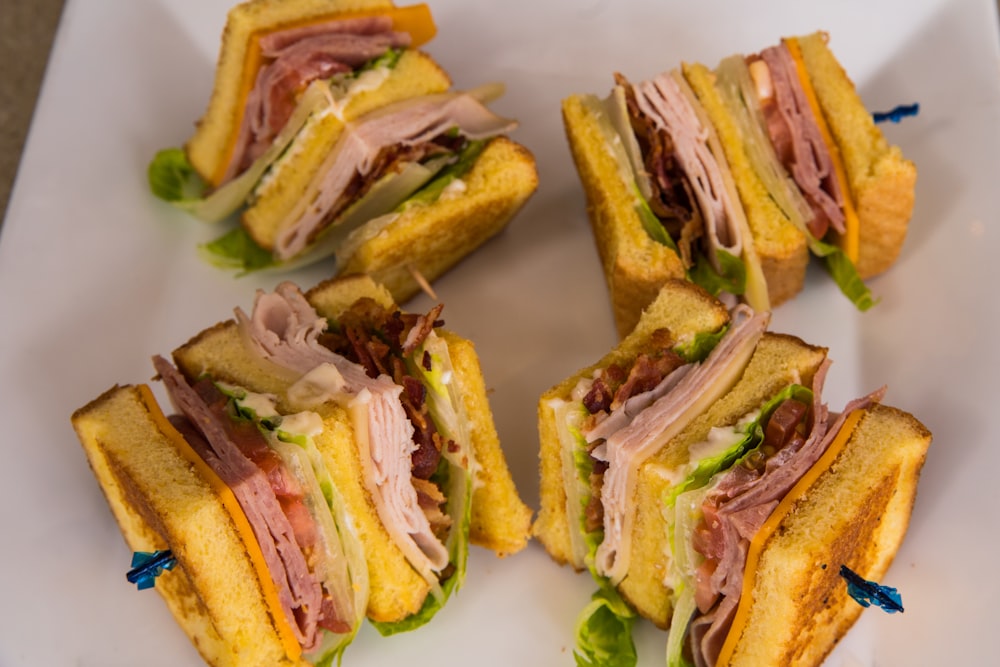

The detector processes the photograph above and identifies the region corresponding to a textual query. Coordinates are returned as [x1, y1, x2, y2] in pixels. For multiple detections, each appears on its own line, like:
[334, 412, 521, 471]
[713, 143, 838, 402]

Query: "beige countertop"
[0, 0, 66, 225]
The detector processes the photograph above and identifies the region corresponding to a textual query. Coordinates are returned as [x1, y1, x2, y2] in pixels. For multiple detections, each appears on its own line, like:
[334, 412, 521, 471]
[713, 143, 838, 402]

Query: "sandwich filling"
[664, 367, 887, 667]
[554, 306, 764, 666]
[588, 306, 769, 584]
[194, 87, 517, 272]
[549, 305, 766, 583]
[222, 15, 413, 185]
[558, 307, 888, 667]
[748, 45, 845, 240]
[271, 87, 518, 261]
[153, 355, 367, 660]
[709, 39, 874, 309]
[235, 282, 477, 628]
[580, 71, 768, 309]
[149, 47, 413, 225]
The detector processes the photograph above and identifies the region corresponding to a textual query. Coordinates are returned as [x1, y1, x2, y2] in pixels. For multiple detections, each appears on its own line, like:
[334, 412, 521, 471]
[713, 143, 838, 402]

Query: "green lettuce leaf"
[809, 238, 878, 311]
[359, 47, 402, 73]
[634, 191, 679, 252]
[575, 582, 638, 667]
[665, 582, 697, 667]
[199, 227, 278, 274]
[674, 325, 729, 364]
[566, 419, 637, 667]
[665, 383, 813, 511]
[687, 248, 747, 298]
[369, 567, 461, 636]
[148, 148, 208, 203]
[409, 332, 473, 585]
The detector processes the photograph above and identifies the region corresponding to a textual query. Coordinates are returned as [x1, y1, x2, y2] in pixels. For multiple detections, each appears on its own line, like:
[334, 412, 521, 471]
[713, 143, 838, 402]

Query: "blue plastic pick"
[127, 550, 177, 590]
[872, 103, 920, 124]
[839, 564, 904, 613]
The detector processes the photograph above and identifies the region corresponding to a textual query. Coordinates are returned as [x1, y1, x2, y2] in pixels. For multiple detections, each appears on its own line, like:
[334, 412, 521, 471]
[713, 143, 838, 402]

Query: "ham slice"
[222, 16, 411, 183]
[235, 282, 450, 579]
[589, 306, 769, 583]
[757, 45, 845, 239]
[153, 355, 325, 651]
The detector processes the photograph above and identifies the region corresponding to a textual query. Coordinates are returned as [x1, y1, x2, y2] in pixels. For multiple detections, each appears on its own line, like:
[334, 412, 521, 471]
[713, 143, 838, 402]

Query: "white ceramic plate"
[2, 0, 998, 664]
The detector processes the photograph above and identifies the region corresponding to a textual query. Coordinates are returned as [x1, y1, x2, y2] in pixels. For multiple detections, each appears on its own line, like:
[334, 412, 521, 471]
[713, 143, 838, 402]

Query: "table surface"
[0, 0, 66, 226]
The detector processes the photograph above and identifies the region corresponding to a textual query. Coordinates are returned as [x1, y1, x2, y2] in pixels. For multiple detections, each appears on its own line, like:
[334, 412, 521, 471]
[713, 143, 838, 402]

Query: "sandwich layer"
[72, 385, 297, 667]
[620, 332, 827, 627]
[682, 62, 809, 307]
[306, 275, 532, 554]
[242, 49, 453, 251]
[723, 403, 930, 666]
[337, 136, 539, 303]
[533, 280, 730, 569]
[561, 94, 686, 338]
[438, 329, 534, 555]
[187, 0, 397, 183]
[172, 313, 431, 623]
[795, 32, 917, 279]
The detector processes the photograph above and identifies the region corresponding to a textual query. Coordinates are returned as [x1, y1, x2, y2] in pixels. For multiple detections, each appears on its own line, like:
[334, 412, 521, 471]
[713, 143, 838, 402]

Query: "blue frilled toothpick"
[839, 564, 904, 613]
[127, 550, 177, 590]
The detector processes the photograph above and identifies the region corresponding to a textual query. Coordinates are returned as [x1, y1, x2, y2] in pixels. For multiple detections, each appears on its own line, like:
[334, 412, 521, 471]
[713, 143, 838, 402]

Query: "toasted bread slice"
[682, 62, 810, 306]
[72, 385, 296, 667]
[561, 94, 686, 338]
[241, 49, 453, 251]
[795, 32, 917, 279]
[186, 0, 398, 185]
[336, 136, 539, 303]
[533, 280, 730, 569]
[723, 403, 930, 666]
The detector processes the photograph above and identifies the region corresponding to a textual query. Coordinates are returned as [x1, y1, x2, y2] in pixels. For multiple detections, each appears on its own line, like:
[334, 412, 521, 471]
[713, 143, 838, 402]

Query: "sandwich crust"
[336, 137, 539, 303]
[796, 32, 918, 279]
[186, 0, 396, 183]
[561, 94, 686, 338]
